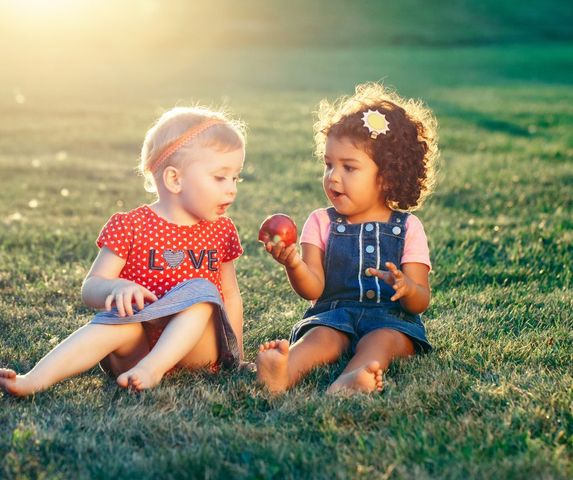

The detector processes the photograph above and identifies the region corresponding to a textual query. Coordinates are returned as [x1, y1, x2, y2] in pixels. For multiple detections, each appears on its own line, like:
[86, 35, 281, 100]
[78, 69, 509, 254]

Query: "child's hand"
[105, 280, 158, 317]
[263, 241, 302, 270]
[368, 261, 416, 302]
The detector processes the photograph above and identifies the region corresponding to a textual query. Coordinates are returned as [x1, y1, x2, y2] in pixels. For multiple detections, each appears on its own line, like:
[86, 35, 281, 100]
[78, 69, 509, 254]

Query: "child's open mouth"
[217, 203, 232, 213]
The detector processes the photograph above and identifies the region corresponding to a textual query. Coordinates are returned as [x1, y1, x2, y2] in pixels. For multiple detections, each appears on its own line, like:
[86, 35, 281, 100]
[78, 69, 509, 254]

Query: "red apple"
[258, 213, 298, 246]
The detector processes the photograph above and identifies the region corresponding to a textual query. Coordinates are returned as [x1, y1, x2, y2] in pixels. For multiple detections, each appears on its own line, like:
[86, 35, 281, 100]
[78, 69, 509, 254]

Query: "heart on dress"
[163, 249, 185, 268]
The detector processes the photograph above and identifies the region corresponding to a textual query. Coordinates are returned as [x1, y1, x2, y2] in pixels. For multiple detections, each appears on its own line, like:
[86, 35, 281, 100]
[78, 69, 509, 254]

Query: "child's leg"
[256, 326, 350, 394]
[99, 330, 152, 378]
[116, 302, 217, 390]
[0, 322, 148, 397]
[176, 309, 220, 370]
[327, 328, 415, 395]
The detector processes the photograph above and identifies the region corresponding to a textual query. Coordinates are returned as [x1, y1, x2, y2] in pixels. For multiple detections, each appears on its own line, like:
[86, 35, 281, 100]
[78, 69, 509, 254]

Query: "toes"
[366, 361, 381, 374]
[376, 372, 384, 392]
[116, 373, 129, 388]
[258, 339, 290, 355]
[260, 340, 289, 352]
[277, 339, 290, 354]
[128, 378, 141, 391]
[117, 369, 154, 391]
[0, 369, 17, 379]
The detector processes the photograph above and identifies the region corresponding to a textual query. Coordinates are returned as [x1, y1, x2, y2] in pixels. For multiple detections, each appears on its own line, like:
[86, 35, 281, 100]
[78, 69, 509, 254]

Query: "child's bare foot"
[326, 361, 384, 395]
[0, 369, 38, 397]
[256, 339, 290, 394]
[116, 365, 163, 391]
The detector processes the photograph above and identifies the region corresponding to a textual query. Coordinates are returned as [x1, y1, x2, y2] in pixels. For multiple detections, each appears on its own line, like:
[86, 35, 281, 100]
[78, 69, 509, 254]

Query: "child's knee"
[179, 302, 216, 322]
[306, 326, 349, 349]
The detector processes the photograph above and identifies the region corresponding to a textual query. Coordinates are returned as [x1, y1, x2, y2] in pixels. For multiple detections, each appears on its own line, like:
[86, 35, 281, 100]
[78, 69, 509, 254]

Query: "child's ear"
[377, 173, 388, 202]
[162, 166, 183, 194]
[377, 172, 385, 191]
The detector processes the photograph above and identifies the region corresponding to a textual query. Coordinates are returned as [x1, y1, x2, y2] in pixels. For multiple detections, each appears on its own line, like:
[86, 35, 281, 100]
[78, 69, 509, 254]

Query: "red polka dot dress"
[94, 205, 243, 355]
[96, 205, 242, 299]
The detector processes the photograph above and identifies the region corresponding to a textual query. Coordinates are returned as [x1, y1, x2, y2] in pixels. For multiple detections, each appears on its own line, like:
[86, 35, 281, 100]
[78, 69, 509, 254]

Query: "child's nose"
[328, 167, 341, 183]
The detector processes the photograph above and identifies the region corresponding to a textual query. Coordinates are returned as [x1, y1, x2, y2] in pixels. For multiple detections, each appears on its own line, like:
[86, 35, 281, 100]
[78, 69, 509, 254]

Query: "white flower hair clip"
[362, 109, 390, 139]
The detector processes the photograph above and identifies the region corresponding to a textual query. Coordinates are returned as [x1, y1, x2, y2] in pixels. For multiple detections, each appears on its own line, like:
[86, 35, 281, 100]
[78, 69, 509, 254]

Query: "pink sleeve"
[402, 215, 431, 271]
[300, 208, 331, 251]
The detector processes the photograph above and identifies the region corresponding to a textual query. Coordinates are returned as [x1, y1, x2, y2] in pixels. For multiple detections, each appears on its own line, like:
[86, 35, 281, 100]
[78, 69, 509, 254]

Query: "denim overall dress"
[290, 207, 431, 353]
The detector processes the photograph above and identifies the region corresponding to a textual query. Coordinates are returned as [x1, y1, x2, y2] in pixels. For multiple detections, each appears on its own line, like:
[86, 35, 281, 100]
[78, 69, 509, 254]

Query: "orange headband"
[148, 118, 225, 173]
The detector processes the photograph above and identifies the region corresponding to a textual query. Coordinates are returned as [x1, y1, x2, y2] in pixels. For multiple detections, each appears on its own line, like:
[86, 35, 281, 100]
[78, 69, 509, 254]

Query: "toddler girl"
[257, 83, 438, 394]
[1, 106, 246, 395]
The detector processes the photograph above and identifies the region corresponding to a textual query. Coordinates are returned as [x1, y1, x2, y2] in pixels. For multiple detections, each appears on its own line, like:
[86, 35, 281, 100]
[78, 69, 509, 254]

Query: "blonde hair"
[314, 82, 439, 210]
[139, 106, 247, 193]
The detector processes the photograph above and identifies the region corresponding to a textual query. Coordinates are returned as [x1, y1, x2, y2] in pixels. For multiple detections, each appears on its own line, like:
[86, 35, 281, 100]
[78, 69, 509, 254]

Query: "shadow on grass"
[432, 173, 573, 213]
[434, 100, 531, 136]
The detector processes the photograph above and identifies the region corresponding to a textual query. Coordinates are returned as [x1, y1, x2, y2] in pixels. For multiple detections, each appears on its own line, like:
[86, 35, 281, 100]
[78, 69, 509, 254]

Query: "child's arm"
[81, 247, 157, 317]
[369, 261, 430, 314]
[263, 241, 325, 300]
[220, 260, 244, 360]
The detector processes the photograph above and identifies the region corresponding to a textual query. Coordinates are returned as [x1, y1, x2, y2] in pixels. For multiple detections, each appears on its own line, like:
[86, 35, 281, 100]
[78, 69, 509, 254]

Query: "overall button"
[365, 268, 373, 276]
[392, 226, 401, 235]
[337, 225, 346, 233]
[366, 290, 376, 299]
[365, 245, 375, 254]
[365, 223, 374, 232]
[396, 218, 401, 223]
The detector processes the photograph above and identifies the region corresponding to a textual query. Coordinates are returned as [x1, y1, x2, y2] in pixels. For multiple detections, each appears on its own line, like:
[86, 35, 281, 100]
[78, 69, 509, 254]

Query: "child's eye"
[344, 165, 355, 172]
[215, 175, 243, 183]
[323, 162, 332, 170]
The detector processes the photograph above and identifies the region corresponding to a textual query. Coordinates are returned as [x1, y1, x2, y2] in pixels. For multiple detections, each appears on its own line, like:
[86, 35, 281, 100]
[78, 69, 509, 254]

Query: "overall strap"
[387, 210, 409, 269]
[389, 210, 410, 226]
[326, 207, 346, 224]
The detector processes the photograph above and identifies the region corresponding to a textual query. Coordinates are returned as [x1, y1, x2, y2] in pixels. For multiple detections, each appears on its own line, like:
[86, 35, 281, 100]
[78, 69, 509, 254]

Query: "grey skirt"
[91, 278, 239, 369]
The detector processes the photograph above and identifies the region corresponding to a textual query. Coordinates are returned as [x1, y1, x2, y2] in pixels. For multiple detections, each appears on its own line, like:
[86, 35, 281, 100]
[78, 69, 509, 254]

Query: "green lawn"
[1, 1, 572, 478]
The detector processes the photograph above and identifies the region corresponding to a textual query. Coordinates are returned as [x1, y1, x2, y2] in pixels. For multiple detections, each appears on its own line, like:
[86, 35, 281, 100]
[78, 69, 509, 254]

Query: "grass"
[1, 1, 572, 478]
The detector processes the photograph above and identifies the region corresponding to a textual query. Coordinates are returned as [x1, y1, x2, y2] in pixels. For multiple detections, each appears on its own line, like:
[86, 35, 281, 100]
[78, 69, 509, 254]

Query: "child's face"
[323, 135, 386, 223]
[178, 144, 244, 222]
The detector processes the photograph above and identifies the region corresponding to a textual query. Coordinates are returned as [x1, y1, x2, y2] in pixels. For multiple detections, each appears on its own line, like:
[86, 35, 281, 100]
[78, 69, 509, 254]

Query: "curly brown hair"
[314, 83, 439, 211]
